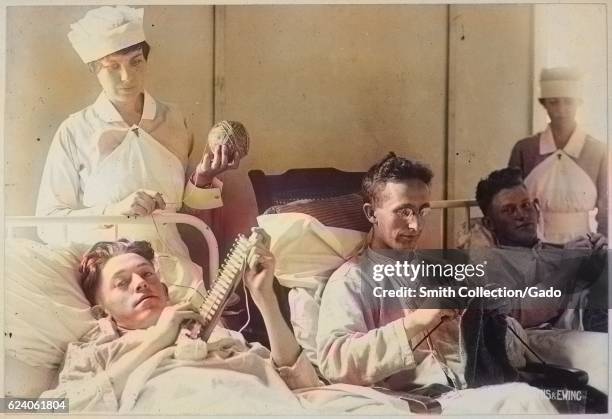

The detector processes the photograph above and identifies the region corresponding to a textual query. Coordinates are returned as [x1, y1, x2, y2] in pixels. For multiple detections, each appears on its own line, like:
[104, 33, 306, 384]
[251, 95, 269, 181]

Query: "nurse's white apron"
[79, 127, 201, 297]
[525, 149, 597, 245]
[82, 127, 187, 255]
[525, 147, 597, 329]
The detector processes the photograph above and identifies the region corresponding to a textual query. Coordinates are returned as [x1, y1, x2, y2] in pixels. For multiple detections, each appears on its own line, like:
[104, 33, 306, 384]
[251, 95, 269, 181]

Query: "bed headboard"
[248, 168, 365, 214]
[4, 213, 219, 282]
[248, 167, 480, 243]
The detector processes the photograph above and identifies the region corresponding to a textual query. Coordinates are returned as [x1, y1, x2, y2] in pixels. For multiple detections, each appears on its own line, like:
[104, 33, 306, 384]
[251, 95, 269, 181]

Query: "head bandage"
[68, 6, 146, 63]
[539, 67, 582, 99]
[207, 120, 250, 158]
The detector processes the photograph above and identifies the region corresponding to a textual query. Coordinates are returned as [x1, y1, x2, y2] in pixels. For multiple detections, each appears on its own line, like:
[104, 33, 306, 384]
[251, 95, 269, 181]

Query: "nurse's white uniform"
[524, 126, 598, 244]
[36, 92, 221, 294]
[511, 126, 606, 329]
[80, 121, 188, 255]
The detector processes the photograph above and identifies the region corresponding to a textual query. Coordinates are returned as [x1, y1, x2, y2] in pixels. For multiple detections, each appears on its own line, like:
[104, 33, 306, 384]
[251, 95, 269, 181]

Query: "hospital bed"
[249, 167, 479, 243]
[4, 212, 219, 398]
[247, 167, 608, 413]
[3, 186, 607, 412]
[248, 167, 481, 333]
[6, 213, 220, 280]
[4, 211, 433, 414]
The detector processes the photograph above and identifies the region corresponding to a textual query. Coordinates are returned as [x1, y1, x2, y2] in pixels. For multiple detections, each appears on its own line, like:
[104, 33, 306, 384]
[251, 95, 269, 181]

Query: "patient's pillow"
[257, 213, 366, 364]
[5, 239, 95, 396]
[5, 239, 95, 370]
[258, 213, 366, 289]
[156, 254, 204, 303]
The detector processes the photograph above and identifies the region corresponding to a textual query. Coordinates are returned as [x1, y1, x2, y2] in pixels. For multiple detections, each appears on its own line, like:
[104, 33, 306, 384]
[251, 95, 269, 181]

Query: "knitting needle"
[411, 318, 446, 350]
[505, 322, 547, 364]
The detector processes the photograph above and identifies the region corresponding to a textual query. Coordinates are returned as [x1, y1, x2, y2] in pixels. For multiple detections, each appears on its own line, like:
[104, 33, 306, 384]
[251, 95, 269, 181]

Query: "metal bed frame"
[5, 213, 219, 281]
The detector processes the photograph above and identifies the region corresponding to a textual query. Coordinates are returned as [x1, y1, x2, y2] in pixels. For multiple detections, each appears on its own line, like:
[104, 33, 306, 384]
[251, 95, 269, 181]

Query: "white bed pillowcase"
[257, 213, 366, 364]
[5, 239, 94, 397]
[257, 213, 366, 289]
[5, 239, 95, 369]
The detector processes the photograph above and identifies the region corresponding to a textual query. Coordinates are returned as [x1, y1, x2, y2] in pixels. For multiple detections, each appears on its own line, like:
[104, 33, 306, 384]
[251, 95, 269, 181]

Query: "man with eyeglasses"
[315, 154, 555, 414]
[474, 167, 607, 331]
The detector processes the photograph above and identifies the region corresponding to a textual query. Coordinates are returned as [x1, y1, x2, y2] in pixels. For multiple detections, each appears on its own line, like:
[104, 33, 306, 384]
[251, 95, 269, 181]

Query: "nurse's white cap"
[68, 6, 146, 63]
[539, 67, 582, 99]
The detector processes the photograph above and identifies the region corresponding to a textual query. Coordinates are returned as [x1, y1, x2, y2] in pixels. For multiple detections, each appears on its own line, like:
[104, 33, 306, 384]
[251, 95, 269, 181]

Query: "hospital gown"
[316, 248, 556, 414]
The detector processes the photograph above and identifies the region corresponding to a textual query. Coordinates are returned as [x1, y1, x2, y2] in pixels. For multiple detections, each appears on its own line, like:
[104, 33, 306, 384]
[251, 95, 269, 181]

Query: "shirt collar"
[93, 90, 157, 124]
[97, 316, 152, 340]
[365, 246, 419, 265]
[539, 124, 586, 158]
[95, 316, 122, 341]
[497, 239, 543, 250]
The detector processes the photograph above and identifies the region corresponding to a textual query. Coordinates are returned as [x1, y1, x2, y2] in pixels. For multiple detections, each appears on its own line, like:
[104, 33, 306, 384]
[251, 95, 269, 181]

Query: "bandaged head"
[539, 67, 582, 99]
[68, 6, 146, 63]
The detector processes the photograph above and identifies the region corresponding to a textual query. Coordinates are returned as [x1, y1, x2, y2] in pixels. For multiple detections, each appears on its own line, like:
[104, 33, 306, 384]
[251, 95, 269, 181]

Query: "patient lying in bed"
[38, 239, 414, 414]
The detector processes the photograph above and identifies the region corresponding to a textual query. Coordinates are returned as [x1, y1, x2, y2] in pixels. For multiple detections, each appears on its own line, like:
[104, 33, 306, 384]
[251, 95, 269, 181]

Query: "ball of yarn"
[207, 120, 250, 159]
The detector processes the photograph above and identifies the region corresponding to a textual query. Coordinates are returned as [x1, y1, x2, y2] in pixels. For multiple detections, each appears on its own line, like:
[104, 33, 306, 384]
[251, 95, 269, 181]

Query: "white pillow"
[257, 213, 366, 364]
[5, 239, 96, 370]
[156, 253, 204, 303]
[257, 213, 366, 288]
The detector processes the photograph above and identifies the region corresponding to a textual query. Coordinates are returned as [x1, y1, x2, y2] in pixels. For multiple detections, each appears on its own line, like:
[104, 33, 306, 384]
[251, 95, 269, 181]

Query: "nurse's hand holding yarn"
[207, 120, 250, 161]
[193, 144, 237, 187]
[192, 120, 250, 187]
[105, 189, 166, 216]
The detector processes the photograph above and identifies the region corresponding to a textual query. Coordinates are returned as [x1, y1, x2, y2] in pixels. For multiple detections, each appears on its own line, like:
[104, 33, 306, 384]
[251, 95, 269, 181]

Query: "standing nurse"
[36, 6, 238, 257]
[508, 67, 607, 244]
